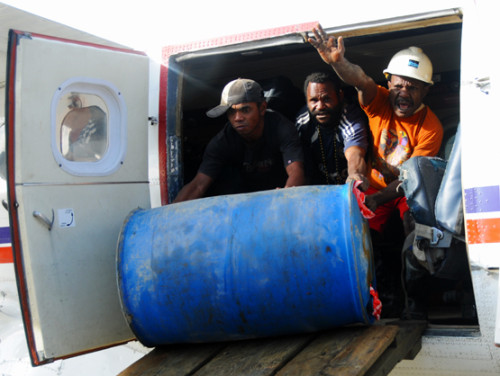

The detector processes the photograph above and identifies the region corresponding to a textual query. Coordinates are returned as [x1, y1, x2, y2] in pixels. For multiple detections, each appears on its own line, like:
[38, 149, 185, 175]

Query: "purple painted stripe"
[0, 226, 11, 244]
[464, 185, 500, 214]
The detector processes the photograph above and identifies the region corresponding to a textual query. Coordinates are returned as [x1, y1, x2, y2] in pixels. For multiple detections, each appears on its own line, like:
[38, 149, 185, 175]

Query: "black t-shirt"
[199, 110, 303, 193]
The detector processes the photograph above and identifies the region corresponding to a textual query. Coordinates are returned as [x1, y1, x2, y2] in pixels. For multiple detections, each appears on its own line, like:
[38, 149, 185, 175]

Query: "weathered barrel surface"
[117, 184, 375, 346]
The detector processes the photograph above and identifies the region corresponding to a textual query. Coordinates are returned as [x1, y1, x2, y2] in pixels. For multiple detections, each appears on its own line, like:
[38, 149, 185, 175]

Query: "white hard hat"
[383, 46, 433, 85]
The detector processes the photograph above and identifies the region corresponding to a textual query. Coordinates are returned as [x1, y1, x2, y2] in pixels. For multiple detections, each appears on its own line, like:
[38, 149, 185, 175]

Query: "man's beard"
[311, 106, 342, 127]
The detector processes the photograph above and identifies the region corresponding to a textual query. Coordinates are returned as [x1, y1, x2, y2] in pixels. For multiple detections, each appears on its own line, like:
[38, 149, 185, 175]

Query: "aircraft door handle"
[33, 210, 54, 231]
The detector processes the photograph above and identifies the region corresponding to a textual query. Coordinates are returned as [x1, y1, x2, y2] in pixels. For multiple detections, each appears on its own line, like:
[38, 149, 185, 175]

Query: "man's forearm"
[172, 172, 213, 203]
[284, 161, 305, 188]
[172, 183, 203, 203]
[369, 179, 404, 208]
[332, 59, 378, 107]
[346, 146, 367, 177]
[345, 146, 368, 190]
[330, 58, 367, 90]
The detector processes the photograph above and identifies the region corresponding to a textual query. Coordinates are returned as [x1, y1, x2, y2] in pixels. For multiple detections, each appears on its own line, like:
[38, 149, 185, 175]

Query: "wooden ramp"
[120, 321, 425, 376]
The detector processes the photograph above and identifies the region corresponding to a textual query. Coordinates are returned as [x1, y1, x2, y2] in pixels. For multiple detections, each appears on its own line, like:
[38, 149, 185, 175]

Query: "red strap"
[370, 285, 382, 320]
[353, 181, 376, 219]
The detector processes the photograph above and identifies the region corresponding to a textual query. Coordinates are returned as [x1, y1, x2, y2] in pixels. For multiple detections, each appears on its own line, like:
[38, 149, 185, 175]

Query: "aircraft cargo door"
[5, 31, 150, 365]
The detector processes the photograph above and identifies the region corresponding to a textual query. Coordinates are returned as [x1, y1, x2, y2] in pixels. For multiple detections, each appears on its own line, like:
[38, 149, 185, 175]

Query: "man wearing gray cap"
[173, 78, 305, 203]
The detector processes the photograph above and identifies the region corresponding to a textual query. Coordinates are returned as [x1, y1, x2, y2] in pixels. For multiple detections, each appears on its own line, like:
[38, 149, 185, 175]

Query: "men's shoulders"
[373, 85, 389, 102]
[199, 123, 241, 178]
[361, 85, 391, 118]
[339, 103, 369, 150]
[266, 108, 291, 122]
[206, 122, 239, 152]
[294, 106, 311, 131]
[424, 106, 443, 129]
[420, 106, 444, 141]
[265, 109, 297, 132]
[342, 102, 366, 123]
[264, 110, 303, 162]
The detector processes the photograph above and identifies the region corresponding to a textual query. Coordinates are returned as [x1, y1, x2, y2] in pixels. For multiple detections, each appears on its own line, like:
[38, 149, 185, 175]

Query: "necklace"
[317, 125, 341, 184]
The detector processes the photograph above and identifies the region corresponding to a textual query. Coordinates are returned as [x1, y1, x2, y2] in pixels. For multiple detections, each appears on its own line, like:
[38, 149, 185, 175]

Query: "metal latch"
[33, 210, 54, 231]
[414, 223, 444, 245]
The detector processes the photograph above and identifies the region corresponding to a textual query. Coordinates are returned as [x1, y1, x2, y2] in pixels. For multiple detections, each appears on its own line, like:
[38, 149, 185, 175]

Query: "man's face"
[306, 82, 342, 126]
[388, 75, 429, 118]
[227, 102, 266, 140]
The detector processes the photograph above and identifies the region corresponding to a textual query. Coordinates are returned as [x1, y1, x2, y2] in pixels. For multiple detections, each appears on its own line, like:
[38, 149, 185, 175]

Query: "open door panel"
[6, 30, 150, 365]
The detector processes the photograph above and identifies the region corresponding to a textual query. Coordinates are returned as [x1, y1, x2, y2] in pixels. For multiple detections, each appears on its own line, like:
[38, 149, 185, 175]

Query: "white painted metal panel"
[7, 31, 150, 364]
[13, 35, 148, 184]
[453, 0, 500, 348]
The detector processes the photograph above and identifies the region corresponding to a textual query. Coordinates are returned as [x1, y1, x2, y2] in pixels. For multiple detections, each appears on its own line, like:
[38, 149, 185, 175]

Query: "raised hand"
[308, 23, 345, 65]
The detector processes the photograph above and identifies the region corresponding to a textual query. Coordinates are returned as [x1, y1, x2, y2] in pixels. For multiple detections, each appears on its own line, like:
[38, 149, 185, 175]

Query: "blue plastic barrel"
[117, 184, 375, 346]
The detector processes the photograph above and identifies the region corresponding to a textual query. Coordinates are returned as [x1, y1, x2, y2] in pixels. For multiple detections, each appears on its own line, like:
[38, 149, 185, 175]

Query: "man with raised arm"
[309, 24, 443, 235]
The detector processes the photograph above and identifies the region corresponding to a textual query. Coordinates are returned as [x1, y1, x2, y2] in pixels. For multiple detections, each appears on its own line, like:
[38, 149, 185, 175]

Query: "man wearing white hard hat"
[174, 78, 305, 203]
[309, 24, 443, 236]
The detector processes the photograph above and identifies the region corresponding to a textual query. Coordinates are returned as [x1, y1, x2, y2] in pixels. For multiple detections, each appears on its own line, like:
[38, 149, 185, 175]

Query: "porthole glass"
[57, 93, 109, 162]
[51, 78, 127, 177]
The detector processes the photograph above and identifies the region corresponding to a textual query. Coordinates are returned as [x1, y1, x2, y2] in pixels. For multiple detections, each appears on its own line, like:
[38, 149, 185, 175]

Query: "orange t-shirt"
[362, 86, 443, 190]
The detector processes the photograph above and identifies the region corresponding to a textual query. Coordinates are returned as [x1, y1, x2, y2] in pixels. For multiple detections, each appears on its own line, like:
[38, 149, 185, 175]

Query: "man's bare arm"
[344, 146, 369, 191]
[284, 161, 305, 188]
[173, 172, 213, 203]
[364, 179, 404, 212]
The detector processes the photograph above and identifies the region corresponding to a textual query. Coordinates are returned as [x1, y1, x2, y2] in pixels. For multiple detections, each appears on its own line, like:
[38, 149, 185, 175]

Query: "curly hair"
[303, 72, 342, 97]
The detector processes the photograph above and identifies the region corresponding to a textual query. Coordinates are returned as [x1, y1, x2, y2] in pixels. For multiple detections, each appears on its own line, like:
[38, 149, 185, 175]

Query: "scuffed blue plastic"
[117, 184, 374, 346]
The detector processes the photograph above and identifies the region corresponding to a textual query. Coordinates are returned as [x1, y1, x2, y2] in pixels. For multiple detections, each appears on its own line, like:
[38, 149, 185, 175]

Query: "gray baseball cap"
[206, 78, 264, 118]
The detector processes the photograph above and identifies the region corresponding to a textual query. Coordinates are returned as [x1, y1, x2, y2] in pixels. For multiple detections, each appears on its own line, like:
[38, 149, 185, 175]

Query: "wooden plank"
[366, 320, 427, 376]
[118, 342, 226, 376]
[275, 326, 366, 376]
[194, 333, 314, 376]
[120, 322, 425, 376]
[276, 325, 399, 376]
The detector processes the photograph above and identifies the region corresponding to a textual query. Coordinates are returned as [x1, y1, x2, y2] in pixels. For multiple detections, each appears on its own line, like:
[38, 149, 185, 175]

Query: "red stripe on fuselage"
[0, 246, 13, 263]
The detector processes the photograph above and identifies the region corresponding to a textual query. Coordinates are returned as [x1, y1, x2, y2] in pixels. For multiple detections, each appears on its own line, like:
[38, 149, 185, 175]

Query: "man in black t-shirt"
[174, 78, 305, 203]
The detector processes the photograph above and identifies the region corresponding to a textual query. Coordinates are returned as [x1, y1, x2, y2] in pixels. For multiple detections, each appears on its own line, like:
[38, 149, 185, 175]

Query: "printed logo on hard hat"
[383, 47, 433, 85]
[408, 59, 419, 69]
